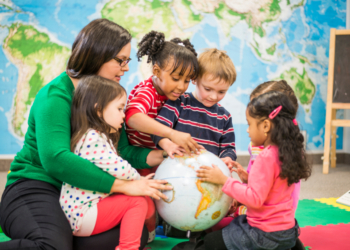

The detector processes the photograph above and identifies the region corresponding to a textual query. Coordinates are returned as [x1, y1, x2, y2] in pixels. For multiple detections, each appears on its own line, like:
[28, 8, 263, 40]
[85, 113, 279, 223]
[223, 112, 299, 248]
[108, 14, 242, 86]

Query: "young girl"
[125, 31, 202, 176]
[59, 75, 157, 250]
[232, 80, 301, 213]
[197, 91, 312, 250]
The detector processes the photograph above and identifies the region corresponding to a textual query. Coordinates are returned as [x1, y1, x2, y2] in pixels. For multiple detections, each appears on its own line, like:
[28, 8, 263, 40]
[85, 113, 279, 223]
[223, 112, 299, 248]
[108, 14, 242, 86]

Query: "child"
[227, 80, 301, 218]
[152, 48, 237, 165]
[59, 75, 156, 249]
[197, 91, 312, 250]
[125, 31, 202, 176]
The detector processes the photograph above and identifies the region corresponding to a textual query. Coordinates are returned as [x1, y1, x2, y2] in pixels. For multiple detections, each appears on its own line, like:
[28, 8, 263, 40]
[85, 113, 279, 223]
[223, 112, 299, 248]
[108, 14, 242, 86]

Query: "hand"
[196, 164, 228, 185]
[111, 178, 173, 200]
[231, 161, 248, 183]
[140, 173, 155, 180]
[159, 138, 186, 159]
[227, 199, 240, 215]
[221, 157, 235, 170]
[169, 131, 204, 155]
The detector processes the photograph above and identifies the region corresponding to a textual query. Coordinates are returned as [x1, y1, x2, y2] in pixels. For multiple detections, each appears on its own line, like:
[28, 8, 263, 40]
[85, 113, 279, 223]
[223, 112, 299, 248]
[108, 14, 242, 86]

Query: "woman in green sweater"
[0, 19, 168, 250]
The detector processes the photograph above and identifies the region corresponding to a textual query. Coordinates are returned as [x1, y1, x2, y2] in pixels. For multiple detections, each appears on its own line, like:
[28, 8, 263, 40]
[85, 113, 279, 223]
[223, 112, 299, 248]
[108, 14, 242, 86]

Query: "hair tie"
[178, 42, 185, 47]
[269, 105, 282, 119]
[293, 118, 298, 126]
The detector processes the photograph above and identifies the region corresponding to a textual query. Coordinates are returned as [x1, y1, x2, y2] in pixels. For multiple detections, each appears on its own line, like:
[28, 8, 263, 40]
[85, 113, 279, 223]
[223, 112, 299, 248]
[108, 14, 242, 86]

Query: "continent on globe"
[195, 180, 223, 219]
[3, 23, 70, 137]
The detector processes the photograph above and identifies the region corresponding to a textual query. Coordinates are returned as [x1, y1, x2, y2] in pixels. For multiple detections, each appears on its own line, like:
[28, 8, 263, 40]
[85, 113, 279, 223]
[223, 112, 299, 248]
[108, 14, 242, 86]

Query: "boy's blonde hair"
[198, 48, 236, 85]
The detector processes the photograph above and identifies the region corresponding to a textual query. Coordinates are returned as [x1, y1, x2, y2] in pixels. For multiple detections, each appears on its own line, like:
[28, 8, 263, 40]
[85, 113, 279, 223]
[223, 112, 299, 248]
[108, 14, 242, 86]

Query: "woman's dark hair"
[247, 91, 311, 185]
[137, 31, 199, 80]
[71, 75, 126, 151]
[67, 19, 132, 78]
[251, 80, 299, 111]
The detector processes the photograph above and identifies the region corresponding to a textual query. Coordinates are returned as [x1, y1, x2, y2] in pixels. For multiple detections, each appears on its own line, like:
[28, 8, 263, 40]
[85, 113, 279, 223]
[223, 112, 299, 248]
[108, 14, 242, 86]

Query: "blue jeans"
[222, 215, 299, 250]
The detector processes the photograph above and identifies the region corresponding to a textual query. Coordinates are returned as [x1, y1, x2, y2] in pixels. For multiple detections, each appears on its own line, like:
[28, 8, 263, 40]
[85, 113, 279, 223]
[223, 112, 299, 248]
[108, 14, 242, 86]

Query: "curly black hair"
[247, 91, 311, 185]
[137, 31, 198, 79]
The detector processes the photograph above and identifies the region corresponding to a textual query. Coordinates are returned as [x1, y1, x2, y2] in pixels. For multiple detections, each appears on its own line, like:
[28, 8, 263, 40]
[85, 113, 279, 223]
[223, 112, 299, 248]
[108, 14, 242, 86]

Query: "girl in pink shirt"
[197, 91, 311, 250]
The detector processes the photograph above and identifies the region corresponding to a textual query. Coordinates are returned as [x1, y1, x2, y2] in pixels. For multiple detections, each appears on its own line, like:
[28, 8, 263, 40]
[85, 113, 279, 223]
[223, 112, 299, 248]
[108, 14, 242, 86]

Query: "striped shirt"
[125, 76, 168, 149]
[152, 92, 236, 160]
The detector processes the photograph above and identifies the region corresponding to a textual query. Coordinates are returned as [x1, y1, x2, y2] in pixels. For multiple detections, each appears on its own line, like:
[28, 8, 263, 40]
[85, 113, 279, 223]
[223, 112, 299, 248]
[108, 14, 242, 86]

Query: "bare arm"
[128, 113, 202, 154]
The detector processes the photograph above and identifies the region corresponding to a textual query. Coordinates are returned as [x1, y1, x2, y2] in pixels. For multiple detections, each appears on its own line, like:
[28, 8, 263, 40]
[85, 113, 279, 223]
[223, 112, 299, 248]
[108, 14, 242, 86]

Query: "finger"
[183, 144, 191, 155]
[145, 173, 155, 179]
[156, 191, 168, 200]
[231, 169, 238, 173]
[151, 183, 173, 190]
[199, 178, 210, 182]
[150, 179, 168, 185]
[212, 164, 218, 169]
[187, 141, 197, 154]
[169, 153, 175, 159]
[175, 150, 183, 156]
[199, 165, 211, 170]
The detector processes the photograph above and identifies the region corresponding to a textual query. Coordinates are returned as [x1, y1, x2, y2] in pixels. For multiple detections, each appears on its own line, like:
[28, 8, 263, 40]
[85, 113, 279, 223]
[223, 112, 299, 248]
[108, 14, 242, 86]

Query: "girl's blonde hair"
[70, 75, 126, 151]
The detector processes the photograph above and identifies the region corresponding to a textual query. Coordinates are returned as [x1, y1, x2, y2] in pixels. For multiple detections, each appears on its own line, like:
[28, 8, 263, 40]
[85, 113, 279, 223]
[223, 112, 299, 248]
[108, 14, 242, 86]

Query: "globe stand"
[172, 231, 203, 250]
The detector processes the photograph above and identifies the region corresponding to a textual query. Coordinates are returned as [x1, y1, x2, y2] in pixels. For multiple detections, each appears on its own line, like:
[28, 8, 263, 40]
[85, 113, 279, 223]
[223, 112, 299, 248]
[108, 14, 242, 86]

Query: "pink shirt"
[222, 145, 295, 232]
[247, 142, 300, 210]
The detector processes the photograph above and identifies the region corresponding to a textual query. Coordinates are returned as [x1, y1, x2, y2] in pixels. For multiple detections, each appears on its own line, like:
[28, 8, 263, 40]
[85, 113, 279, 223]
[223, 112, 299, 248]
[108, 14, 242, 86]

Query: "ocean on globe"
[154, 150, 234, 232]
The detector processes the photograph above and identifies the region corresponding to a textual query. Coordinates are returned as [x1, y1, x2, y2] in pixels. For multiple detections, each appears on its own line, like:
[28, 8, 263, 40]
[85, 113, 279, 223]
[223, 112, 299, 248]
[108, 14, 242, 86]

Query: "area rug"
[1, 198, 349, 250]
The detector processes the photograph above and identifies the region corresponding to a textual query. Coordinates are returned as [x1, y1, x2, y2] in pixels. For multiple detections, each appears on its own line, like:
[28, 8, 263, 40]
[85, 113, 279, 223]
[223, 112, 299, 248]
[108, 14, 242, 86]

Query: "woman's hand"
[231, 161, 248, 183]
[159, 138, 186, 159]
[169, 131, 204, 155]
[196, 164, 228, 185]
[111, 178, 173, 200]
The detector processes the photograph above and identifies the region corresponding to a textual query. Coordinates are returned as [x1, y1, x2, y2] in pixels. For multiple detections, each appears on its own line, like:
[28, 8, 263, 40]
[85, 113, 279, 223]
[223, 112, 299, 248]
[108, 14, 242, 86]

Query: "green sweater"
[7, 72, 118, 193]
[118, 127, 153, 170]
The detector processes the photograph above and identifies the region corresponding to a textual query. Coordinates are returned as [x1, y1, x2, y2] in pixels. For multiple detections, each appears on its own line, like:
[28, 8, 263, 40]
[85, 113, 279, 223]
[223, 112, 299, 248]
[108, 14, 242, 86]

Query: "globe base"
[172, 231, 205, 250]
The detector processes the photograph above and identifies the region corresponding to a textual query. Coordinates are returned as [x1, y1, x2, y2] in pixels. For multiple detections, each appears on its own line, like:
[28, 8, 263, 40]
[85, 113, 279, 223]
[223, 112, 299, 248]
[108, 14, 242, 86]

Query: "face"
[246, 108, 267, 147]
[153, 59, 192, 101]
[102, 93, 127, 133]
[97, 43, 131, 83]
[193, 74, 231, 107]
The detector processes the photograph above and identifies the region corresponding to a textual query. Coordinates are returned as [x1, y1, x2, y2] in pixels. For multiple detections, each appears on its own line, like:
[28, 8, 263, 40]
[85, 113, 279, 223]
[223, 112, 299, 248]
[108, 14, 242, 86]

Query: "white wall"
[344, 0, 350, 153]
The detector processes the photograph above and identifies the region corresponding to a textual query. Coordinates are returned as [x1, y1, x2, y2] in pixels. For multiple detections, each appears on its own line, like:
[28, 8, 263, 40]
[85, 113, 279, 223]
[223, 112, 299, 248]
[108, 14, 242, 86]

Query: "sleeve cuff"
[220, 150, 237, 161]
[125, 108, 143, 125]
[98, 173, 116, 193]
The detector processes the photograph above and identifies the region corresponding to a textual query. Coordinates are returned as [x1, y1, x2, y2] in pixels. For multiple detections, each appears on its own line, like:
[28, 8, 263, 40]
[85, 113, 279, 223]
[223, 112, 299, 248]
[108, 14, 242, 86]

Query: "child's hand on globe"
[221, 157, 235, 169]
[231, 161, 248, 184]
[158, 138, 186, 158]
[196, 164, 228, 185]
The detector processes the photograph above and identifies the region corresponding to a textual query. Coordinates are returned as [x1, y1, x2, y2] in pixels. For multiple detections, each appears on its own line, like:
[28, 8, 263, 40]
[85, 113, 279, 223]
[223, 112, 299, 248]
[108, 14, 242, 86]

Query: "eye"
[204, 88, 210, 91]
[118, 108, 123, 111]
[172, 77, 180, 81]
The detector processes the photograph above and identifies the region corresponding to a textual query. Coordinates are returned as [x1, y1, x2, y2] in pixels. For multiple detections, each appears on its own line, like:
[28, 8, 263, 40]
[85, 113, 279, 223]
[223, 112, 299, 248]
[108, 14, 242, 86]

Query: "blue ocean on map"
[0, 0, 347, 155]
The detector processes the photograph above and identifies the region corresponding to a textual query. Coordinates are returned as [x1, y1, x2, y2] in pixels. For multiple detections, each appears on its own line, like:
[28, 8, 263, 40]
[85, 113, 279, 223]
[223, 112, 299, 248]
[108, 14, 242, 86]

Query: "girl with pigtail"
[124, 30, 202, 243]
[196, 91, 311, 250]
[125, 30, 203, 178]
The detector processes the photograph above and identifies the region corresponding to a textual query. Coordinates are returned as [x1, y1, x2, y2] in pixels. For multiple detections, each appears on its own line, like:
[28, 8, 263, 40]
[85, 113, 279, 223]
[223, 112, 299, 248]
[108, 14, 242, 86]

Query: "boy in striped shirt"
[152, 48, 237, 166]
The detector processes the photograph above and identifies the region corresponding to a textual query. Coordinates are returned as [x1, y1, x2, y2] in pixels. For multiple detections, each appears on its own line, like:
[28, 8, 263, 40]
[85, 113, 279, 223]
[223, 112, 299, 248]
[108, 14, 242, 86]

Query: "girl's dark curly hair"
[247, 91, 311, 185]
[250, 80, 299, 111]
[137, 31, 199, 79]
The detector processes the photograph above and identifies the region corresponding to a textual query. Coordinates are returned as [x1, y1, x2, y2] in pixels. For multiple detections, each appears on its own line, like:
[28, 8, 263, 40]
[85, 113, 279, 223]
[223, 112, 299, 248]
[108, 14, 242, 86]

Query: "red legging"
[91, 194, 155, 250]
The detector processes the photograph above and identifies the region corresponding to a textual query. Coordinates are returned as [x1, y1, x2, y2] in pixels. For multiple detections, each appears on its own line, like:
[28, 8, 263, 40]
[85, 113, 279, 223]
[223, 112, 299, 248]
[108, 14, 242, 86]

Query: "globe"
[154, 150, 234, 232]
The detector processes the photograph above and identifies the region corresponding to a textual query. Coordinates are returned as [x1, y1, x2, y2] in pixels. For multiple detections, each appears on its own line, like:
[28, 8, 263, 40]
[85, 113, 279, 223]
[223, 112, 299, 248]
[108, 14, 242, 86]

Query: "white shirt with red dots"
[59, 129, 140, 234]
